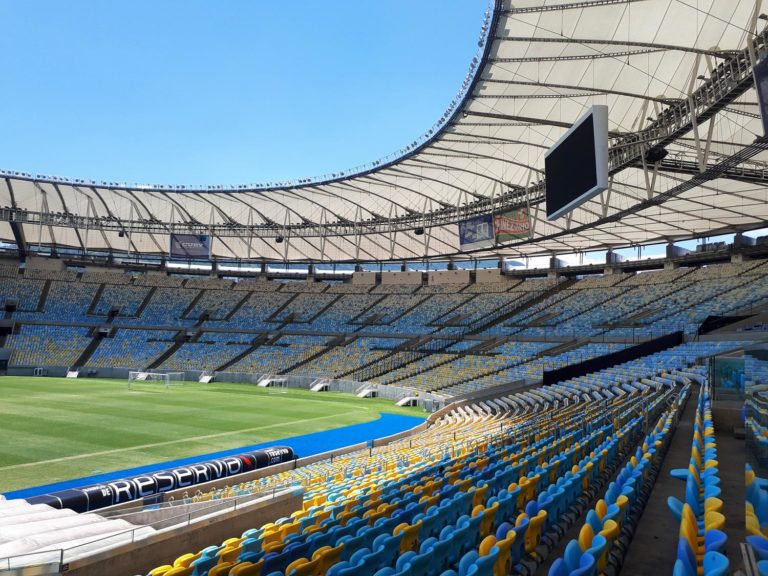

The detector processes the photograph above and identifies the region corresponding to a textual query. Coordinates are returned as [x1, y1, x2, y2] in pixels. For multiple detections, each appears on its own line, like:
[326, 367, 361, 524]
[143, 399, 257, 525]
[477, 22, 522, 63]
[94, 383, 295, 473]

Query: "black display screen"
[545, 114, 598, 220]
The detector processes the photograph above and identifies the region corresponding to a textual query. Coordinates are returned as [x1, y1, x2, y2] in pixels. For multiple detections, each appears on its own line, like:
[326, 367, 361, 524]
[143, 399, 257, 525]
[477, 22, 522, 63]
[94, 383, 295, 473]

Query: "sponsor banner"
[26, 446, 295, 513]
[458, 214, 495, 251]
[169, 233, 210, 259]
[493, 208, 531, 242]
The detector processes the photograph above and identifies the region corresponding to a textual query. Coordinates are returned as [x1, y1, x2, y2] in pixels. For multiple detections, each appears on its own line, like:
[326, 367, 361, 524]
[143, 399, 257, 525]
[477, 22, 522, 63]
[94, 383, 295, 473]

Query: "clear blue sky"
[0, 1, 487, 186]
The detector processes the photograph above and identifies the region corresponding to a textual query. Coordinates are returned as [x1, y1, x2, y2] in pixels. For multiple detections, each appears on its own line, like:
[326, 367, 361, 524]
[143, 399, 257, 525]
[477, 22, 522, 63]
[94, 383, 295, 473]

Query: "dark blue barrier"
[542, 331, 684, 386]
[698, 315, 750, 335]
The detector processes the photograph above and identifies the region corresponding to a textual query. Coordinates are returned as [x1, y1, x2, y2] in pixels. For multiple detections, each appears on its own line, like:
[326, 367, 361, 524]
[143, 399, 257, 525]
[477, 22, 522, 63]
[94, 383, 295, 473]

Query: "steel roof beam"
[502, 0, 647, 14]
[493, 35, 736, 58]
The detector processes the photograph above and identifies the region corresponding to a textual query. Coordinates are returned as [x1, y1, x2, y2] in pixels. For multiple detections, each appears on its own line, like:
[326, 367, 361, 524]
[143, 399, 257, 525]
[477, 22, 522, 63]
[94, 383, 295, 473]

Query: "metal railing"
[0, 485, 299, 572]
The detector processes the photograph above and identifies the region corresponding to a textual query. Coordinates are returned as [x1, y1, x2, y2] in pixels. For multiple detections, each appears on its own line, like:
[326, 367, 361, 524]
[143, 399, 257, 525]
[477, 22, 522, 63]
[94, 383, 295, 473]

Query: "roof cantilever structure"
[2, 0, 768, 262]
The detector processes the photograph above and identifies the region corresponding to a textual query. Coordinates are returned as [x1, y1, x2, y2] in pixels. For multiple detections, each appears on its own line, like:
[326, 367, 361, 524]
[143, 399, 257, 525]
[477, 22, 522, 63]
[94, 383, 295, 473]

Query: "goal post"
[128, 371, 185, 390]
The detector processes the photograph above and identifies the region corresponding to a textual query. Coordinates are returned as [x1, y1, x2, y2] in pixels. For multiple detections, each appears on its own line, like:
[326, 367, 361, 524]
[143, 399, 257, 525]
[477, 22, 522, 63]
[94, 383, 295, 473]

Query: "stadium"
[2, 0, 768, 575]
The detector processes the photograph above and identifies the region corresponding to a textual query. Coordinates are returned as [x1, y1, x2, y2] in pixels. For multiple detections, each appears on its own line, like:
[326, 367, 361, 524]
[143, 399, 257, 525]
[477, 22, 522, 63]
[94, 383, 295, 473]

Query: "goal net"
[128, 371, 185, 390]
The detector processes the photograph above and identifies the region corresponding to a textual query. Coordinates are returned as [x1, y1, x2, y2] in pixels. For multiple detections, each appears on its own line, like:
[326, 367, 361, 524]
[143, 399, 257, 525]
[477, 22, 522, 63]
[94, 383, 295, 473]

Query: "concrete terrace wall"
[380, 271, 421, 285]
[25, 256, 65, 272]
[351, 271, 376, 285]
[428, 270, 470, 285]
[475, 268, 503, 283]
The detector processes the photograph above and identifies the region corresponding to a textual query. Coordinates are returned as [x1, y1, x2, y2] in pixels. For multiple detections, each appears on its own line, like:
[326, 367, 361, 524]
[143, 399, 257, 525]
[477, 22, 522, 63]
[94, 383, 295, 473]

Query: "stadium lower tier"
[0, 338, 742, 575]
[0, 340, 723, 576]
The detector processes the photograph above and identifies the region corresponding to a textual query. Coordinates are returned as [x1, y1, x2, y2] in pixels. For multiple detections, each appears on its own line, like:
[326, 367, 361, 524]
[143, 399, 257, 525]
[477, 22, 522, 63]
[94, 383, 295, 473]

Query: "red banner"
[494, 208, 530, 242]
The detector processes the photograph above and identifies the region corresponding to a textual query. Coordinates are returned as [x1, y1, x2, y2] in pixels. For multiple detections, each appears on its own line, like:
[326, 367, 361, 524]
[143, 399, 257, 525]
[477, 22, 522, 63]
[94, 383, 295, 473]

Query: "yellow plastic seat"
[471, 484, 489, 509]
[223, 536, 244, 548]
[577, 524, 594, 552]
[524, 510, 547, 555]
[598, 519, 620, 572]
[217, 545, 241, 564]
[312, 543, 344, 573]
[280, 522, 300, 540]
[230, 560, 264, 576]
[394, 520, 422, 553]
[164, 567, 194, 576]
[500, 531, 519, 575]
[208, 562, 234, 576]
[311, 509, 331, 526]
[173, 552, 200, 568]
[285, 557, 323, 576]
[262, 540, 286, 555]
[478, 501, 499, 538]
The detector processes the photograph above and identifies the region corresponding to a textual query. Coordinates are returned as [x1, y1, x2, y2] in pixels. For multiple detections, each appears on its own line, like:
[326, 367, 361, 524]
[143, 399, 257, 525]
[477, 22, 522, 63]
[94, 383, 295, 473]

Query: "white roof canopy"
[2, 0, 767, 262]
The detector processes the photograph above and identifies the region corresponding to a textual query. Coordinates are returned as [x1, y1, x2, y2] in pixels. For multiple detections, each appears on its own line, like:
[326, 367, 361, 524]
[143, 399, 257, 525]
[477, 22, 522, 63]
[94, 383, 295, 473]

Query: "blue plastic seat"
[190, 555, 217, 576]
[417, 507, 440, 540]
[549, 551, 596, 576]
[357, 547, 388, 575]
[703, 551, 728, 576]
[394, 548, 434, 576]
[456, 546, 499, 576]
[439, 524, 464, 566]
[373, 532, 403, 568]
[510, 517, 529, 565]
[582, 534, 607, 569]
[457, 514, 483, 549]
[749, 535, 768, 561]
[337, 531, 373, 561]
[422, 536, 453, 575]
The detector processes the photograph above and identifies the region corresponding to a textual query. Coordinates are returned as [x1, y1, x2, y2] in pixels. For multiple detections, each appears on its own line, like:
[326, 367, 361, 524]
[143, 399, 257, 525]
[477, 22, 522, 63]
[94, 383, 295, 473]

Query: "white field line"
[0, 411, 356, 471]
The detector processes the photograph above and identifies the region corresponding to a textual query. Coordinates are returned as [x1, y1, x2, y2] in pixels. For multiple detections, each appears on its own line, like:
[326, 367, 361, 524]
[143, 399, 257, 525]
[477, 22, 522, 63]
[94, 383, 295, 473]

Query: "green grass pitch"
[0, 377, 425, 493]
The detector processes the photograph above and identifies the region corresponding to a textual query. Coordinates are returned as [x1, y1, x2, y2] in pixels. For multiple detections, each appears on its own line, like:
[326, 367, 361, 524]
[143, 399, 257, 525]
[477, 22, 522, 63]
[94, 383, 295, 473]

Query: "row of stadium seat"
[666, 383, 729, 576]
[289, 338, 403, 379]
[1, 258, 762, 381]
[747, 464, 768, 574]
[227, 337, 332, 375]
[549, 391, 686, 575]
[87, 329, 176, 369]
[4, 260, 768, 337]
[0, 276, 45, 311]
[431, 343, 626, 397]
[6, 325, 92, 367]
[143, 394, 676, 576]
[93, 284, 151, 316]
[139, 344, 701, 576]
[15, 281, 99, 324]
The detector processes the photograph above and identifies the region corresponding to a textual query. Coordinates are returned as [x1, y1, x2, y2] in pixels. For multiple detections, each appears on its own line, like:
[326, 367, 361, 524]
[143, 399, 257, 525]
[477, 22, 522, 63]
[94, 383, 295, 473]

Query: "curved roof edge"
[1, 0, 767, 264]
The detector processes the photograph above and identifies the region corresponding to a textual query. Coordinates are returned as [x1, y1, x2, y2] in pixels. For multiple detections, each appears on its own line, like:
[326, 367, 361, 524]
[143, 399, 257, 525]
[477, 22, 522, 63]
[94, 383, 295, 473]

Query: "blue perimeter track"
[4, 412, 424, 500]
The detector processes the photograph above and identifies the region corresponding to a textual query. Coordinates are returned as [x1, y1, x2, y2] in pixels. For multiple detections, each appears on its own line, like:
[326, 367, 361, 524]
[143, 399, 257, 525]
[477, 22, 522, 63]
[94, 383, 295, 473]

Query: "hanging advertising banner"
[494, 207, 531, 242]
[458, 214, 495, 251]
[169, 234, 210, 259]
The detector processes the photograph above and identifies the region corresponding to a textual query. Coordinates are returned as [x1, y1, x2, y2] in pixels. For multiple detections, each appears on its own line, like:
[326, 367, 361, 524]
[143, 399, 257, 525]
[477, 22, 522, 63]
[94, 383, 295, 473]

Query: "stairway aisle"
[620, 386, 699, 574]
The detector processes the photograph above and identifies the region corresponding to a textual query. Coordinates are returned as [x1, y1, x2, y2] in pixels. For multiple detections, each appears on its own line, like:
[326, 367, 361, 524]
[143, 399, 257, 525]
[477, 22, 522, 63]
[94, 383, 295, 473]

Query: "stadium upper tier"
[1, 0, 767, 262]
[0, 257, 761, 398]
